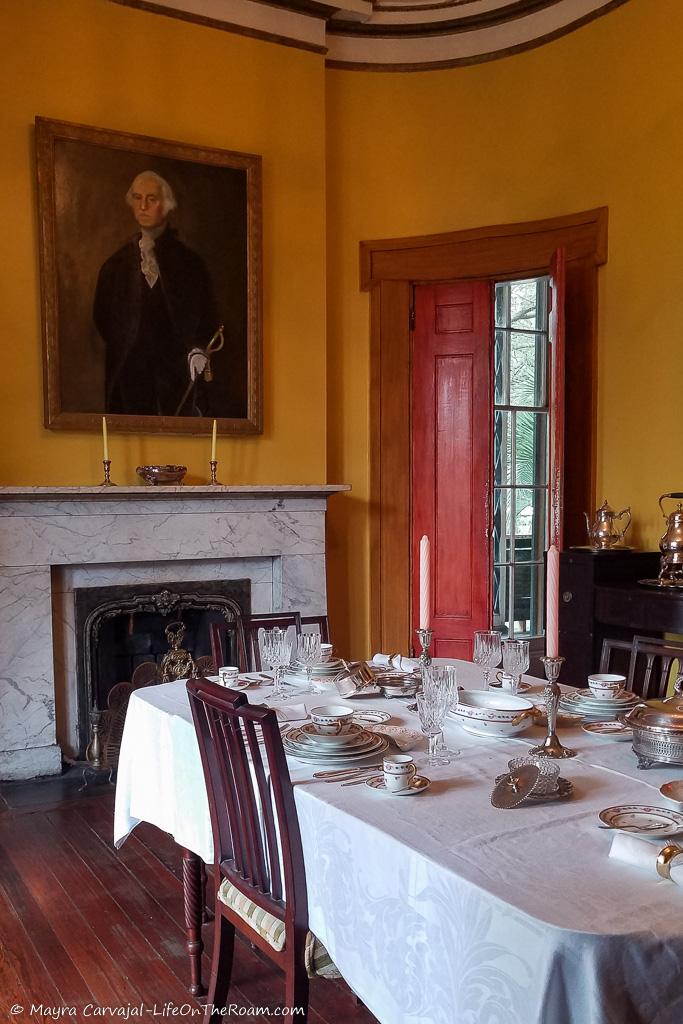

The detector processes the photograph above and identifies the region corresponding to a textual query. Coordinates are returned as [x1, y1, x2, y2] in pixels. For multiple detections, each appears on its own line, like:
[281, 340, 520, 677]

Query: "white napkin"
[273, 703, 308, 723]
[371, 653, 419, 673]
[365, 724, 421, 752]
[609, 832, 683, 885]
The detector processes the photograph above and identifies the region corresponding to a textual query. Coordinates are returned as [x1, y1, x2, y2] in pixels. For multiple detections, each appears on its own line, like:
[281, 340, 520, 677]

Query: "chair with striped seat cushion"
[217, 880, 340, 979]
[187, 677, 341, 1022]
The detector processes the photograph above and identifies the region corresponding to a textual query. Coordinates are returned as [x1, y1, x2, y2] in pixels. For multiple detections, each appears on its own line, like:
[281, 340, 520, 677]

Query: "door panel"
[435, 354, 473, 617]
[412, 281, 492, 659]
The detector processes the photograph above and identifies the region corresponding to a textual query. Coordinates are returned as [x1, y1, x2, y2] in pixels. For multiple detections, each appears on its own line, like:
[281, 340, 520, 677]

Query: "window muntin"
[493, 278, 549, 640]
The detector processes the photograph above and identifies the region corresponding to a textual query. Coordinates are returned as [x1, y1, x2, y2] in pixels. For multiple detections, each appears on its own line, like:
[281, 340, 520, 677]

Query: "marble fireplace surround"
[0, 484, 347, 780]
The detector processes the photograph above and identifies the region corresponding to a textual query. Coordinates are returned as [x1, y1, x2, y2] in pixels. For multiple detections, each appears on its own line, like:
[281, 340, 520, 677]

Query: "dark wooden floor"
[0, 771, 378, 1024]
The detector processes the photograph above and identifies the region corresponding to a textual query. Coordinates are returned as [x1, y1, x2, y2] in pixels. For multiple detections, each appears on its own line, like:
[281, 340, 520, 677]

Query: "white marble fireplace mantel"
[0, 484, 348, 779]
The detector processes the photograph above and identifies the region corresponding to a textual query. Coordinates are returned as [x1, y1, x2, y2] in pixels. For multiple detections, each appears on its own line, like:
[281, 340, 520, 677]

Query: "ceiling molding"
[111, 0, 631, 69]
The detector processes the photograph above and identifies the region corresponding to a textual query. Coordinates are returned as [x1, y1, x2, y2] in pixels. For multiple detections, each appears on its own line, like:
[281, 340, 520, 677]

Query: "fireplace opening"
[74, 579, 250, 759]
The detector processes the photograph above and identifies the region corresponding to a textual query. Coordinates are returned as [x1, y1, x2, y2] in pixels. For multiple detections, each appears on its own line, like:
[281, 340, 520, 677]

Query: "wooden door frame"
[361, 207, 608, 655]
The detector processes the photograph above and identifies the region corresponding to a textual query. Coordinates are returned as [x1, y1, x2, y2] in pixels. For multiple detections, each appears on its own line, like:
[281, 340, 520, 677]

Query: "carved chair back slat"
[187, 678, 307, 926]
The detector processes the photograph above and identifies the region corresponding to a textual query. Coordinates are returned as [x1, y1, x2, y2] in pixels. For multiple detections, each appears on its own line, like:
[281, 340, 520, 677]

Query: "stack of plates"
[282, 723, 388, 764]
[559, 688, 639, 720]
[284, 658, 344, 687]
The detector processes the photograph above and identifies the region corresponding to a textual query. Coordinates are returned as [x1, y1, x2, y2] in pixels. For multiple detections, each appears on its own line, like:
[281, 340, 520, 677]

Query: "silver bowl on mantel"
[136, 464, 187, 485]
[622, 682, 683, 769]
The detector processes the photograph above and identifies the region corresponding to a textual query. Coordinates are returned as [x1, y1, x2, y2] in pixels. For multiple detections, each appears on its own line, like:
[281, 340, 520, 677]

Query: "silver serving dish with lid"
[622, 681, 683, 768]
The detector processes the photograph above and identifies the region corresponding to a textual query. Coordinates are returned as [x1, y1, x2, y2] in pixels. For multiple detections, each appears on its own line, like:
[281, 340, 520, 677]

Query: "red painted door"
[411, 281, 492, 660]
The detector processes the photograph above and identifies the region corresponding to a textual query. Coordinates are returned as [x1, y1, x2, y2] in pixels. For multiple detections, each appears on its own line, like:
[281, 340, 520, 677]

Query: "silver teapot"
[659, 493, 683, 583]
[584, 499, 631, 550]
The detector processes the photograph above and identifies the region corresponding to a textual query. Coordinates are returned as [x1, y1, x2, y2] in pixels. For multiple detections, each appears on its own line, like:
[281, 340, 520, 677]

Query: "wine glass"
[261, 627, 293, 702]
[416, 688, 451, 767]
[473, 630, 502, 690]
[422, 664, 461, 757]
[296, 632, 322, 693]
[501, 639, 530, 694]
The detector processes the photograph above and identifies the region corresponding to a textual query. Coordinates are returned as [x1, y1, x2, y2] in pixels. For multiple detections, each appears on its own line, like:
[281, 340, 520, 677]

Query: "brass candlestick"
[209, 459, 221, 485]
[416, 627, 433, 668]
[101, 459, 115, 486]
[529, 656, 577, 759]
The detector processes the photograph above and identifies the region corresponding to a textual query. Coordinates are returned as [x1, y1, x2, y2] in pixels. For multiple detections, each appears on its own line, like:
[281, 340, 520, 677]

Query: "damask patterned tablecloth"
[114, 666, 683, 1024]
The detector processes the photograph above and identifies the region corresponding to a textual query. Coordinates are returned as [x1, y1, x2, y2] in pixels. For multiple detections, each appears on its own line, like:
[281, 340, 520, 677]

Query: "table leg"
[182, 847, 206, 996]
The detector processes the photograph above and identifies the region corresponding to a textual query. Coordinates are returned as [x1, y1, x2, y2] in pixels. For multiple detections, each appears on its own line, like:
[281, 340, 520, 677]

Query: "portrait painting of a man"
[36, 117, 262, 434]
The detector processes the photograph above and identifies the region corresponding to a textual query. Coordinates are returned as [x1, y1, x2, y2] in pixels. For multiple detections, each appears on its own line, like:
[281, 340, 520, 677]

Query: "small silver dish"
[376, 672, 421, 699]
[136, 464, 187, 485]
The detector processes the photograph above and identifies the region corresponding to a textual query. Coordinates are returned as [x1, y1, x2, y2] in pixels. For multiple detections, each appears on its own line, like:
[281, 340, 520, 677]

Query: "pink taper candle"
[546, 544, 560, 658]
[419, 535, 431, 630]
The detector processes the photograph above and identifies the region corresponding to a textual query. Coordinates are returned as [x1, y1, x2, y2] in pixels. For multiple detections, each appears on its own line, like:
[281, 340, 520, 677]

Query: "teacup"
[218, 666, 240, 686]
[495, 671, 517, 693]
[383, 754, 417, 793]
[320, 642, 334, 662]
[310, 704, 355, 735]
[587, 673, 625, 699]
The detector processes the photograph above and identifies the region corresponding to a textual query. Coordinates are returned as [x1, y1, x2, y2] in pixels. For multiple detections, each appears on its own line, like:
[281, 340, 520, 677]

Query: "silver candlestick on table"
[528, 655, 577, 759]
[416, 628, 433, 668]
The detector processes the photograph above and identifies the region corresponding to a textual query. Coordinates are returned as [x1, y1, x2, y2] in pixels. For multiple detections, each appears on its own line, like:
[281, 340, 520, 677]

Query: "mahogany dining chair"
[186, 677, 339, 1021]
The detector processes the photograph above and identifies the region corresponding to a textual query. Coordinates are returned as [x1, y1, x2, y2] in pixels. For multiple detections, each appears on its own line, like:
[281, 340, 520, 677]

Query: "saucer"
[365, 775, 430, 796]
[207, 675, 252, 691]
[489, 680, 532, 693]
[582, 721, 633, 741]
[351, 709, 392, 725]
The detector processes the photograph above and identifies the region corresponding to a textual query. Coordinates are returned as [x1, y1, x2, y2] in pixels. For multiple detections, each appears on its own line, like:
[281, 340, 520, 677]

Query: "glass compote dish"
[501, 639, 530, 695]
[422, 664, 461, 757]
[473, 630, 502, 690]
[296, 632, 322, 694]
[416, 686, 451, 767]
[261, 627, 293, 703]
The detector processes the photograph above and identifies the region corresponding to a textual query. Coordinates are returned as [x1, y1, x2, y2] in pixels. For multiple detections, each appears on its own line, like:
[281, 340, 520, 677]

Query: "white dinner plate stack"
[282, 722, 389, 764]
[559, 688, 639, 720]
[283, 658, 344, 688]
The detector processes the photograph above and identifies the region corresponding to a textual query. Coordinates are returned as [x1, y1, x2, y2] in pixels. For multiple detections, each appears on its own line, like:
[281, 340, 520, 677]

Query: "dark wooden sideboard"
[558, 549, 683, 684]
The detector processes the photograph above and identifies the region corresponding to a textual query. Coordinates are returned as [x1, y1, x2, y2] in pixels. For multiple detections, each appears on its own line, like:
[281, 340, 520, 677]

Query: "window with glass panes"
[493, 278, 550, 639]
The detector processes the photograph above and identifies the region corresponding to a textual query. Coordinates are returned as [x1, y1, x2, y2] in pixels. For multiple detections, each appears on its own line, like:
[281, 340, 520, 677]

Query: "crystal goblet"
[296, 632, 322, 694]
[473, 630, 502, 690]
[501, 639, 530, 695]
[416, 688, 451, 767]
[422, 664, 461, 757]
[261, 627, 293, 703]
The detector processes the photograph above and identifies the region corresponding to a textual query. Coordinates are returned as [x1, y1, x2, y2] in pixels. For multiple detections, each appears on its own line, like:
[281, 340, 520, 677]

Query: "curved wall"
[325, 0, 683, 654]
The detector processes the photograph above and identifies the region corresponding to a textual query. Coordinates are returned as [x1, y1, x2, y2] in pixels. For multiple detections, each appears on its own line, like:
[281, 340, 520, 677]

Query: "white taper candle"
[211, 419, 217, 463]
[102, 417, 109, 462]
[546, 544, 560, 658]
[419, 535, 431, 630]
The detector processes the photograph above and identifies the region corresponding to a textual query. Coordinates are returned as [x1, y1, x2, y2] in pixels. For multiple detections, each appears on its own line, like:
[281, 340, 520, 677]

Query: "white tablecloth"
[114, 664, 683, 1024]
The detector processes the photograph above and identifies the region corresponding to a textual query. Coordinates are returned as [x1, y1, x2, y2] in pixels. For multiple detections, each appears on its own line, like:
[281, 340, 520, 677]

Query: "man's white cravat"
[139, 232, 159, 288]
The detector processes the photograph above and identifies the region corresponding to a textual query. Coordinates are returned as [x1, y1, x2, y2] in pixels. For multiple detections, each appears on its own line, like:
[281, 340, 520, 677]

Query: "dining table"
[113, 660, 683, 1024]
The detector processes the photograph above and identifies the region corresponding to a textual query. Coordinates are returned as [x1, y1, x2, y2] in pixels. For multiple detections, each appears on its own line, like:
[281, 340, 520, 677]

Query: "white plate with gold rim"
[598, 804, 683, 837]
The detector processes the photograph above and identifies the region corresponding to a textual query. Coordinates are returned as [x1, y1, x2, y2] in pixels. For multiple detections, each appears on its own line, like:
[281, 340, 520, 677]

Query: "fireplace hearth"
[74, 579, 250, 759]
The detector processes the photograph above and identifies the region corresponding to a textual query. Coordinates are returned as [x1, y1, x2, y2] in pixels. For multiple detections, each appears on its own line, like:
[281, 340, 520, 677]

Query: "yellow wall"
[0, 0, 327, 487]
[326, 0, 683, 657]
[2, 0, 682, 661]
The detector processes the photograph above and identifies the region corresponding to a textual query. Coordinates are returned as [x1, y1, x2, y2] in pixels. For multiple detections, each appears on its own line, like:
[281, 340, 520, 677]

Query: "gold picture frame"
[35, 116, 262, 435]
